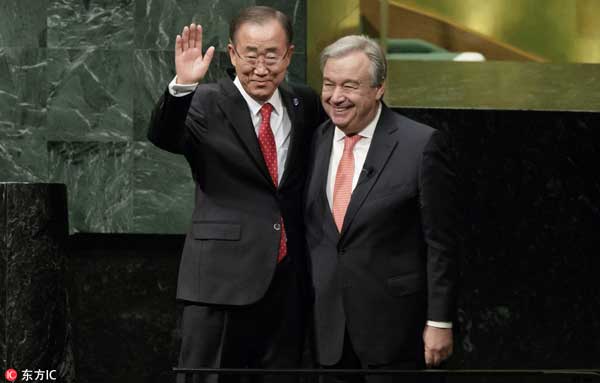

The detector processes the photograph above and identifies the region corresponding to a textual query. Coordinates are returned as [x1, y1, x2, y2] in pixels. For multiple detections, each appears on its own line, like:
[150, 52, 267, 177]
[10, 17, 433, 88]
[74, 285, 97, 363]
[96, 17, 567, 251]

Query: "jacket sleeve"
[419, 129, 459, 322]
[147, 88, 195, 154]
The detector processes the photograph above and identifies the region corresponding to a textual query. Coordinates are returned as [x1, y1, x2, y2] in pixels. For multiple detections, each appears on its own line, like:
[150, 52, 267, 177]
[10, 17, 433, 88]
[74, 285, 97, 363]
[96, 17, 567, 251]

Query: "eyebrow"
[322, 78, 361, 85]
[242, 46, 280, 53]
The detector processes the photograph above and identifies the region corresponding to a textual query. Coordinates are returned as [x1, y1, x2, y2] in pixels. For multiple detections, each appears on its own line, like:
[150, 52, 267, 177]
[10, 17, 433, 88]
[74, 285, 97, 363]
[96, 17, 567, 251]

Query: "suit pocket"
[192, 222, 241, 241]
[386, 273, 425, 297]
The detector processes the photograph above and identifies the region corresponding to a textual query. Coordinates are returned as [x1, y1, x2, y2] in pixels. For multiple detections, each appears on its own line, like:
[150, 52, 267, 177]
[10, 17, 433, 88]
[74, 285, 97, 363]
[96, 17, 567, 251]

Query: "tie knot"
[260, 103, 273, 120]
[343, 134, 362, 152]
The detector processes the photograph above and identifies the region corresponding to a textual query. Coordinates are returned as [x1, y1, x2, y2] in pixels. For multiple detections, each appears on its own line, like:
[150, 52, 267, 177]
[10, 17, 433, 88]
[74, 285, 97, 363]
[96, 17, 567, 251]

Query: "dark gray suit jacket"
[304, 104, 457, 365]
[148, 76, 326, 306]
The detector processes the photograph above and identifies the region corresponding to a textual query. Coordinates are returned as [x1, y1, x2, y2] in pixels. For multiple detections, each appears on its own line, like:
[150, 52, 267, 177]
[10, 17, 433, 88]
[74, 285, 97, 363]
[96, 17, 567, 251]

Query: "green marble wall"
[0, 0, 307, 233]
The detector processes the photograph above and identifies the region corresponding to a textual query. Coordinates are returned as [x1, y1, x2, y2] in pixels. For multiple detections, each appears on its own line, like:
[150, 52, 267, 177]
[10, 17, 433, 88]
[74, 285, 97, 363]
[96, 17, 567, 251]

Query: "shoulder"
[282, 81, 320, 103]
[389, 108, 434, 134]
[282, 81, 327, 125]
[388, 109, 451, 155]
[384, 106, 437, 144]
[188, 78, 233, 116]
[193, 80, 226, 100]
[378, 106, 452, 158]
[288, 81, 318, 96]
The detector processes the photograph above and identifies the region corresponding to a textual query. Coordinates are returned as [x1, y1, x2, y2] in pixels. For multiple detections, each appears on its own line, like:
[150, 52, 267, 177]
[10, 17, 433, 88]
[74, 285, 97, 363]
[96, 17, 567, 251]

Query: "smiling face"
[321, 50, 385, 135]
[228, 19, 294, 102]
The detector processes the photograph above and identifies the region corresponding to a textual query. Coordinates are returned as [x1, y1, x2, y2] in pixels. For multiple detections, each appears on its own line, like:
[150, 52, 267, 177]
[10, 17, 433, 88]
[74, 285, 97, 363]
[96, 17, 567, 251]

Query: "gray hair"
[320, 35, 387, 86]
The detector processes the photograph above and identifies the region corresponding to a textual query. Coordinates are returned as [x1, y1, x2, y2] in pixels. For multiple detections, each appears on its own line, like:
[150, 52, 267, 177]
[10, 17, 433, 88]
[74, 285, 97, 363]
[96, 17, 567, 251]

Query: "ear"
[227, 42, 237, 68]
[375, 81, 386, 101]
[283, 44, 295, 68]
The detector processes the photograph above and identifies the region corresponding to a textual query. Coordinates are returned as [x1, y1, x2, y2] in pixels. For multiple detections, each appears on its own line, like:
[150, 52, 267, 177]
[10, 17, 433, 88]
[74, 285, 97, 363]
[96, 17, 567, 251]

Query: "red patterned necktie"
[332, 134, 362, 232]
[258, 103, 287, 262]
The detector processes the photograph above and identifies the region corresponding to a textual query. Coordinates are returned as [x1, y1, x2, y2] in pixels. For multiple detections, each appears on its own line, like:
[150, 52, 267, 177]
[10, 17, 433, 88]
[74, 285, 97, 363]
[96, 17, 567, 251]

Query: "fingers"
[195, 45, 215, 78]
[424, 348, 433, 368]
[423, 326, 453, 368]
[202, 46, 215, 67]
[175, 34, 182, 56]
[425, 343, 453, 368]
[424, 347, 440, 368]
[189, 23, 197, 48]
[177, 24, 204, 50]
[196, 24, 203, 50]
[181, 25, 190, 50]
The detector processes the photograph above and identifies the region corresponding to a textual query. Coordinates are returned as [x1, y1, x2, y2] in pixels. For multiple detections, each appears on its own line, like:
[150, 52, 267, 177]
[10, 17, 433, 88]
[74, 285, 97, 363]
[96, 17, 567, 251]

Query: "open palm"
[175, 24, 215, 84]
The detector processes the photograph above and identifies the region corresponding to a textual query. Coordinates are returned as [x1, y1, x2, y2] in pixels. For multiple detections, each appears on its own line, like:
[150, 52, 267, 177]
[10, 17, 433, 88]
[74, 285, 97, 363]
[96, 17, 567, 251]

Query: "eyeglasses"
[232, 46, 290, 68]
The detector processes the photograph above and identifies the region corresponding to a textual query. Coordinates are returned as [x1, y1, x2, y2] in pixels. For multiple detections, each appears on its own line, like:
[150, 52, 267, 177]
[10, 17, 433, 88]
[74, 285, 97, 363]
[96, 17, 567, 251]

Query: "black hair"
[229, 6, 293, 45]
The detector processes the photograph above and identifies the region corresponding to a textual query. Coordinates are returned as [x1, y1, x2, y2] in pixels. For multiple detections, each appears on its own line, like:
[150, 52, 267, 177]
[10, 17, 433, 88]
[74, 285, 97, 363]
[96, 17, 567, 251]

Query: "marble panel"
[0, 0, 47, 48]
[47, 0, 134, 48]
[0, 186, 5, 372]
[257, 0, 306, 53]
[47, 48, 133, 141]
[48, 141, 133, 233]
[1, 183, 75, 382]
[0, 48, 47, 140]
[133, 49, 173, 141]
[287, 52, 306, 83]
[133, 49, 230, 141]
[132, 142, 194, 233]
[0, 137, 49, 182]
[0, 48, 47, 182]
[135, 0, 254, 50]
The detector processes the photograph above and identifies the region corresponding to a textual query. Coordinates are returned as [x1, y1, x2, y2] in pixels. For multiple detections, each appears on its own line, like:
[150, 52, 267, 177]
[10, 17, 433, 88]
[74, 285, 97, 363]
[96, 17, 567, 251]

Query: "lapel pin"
[293, 98, 300, 107]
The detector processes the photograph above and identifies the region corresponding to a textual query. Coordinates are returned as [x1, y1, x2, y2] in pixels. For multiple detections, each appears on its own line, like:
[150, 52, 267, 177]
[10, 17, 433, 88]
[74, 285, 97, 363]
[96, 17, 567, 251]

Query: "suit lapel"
[339, 105, 398, 240]
[278, 84, 302, 189]
[308, 121, 339, 236]
[217, 78, 273, 187]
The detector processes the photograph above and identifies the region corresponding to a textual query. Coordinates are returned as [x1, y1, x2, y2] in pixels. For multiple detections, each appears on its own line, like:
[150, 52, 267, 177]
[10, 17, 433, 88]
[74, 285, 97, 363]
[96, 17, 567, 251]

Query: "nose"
[253, 60, 269, 76]
[330, 86, 346, 104]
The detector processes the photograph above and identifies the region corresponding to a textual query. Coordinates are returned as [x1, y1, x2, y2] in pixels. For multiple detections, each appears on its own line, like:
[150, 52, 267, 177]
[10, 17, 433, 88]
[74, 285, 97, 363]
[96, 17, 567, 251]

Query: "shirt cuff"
[426, 320, 453, 329]
[168, 76, 198, 97]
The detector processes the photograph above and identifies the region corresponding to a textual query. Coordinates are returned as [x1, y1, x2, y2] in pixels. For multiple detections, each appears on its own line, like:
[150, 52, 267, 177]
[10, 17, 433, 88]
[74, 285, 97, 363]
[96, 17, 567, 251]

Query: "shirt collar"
[333, 102, 382, 142]
[233, 77, 283, 117]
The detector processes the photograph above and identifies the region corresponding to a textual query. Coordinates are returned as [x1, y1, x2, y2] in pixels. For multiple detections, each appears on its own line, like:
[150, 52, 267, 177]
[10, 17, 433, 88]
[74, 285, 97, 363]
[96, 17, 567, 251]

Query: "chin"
[332, 120, 348, 130]
[248, 91, 269, 101]
[331, 114, 349, 124]
[250, 88, 274, 100]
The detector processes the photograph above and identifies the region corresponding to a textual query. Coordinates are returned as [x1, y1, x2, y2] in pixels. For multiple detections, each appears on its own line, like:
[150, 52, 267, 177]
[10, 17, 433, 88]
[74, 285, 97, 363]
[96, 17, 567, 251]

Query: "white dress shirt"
[325, 102, 451, 330]
[168, 76, 291, 183]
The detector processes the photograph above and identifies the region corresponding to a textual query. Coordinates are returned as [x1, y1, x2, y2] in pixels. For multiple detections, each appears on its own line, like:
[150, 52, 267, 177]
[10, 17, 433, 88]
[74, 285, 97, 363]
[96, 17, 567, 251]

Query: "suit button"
[273, 223, 281, 231]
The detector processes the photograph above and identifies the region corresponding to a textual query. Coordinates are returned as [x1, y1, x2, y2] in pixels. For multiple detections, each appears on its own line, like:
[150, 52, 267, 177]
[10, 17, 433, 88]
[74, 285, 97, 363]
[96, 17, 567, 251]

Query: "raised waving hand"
[175, 23, 215, 84]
